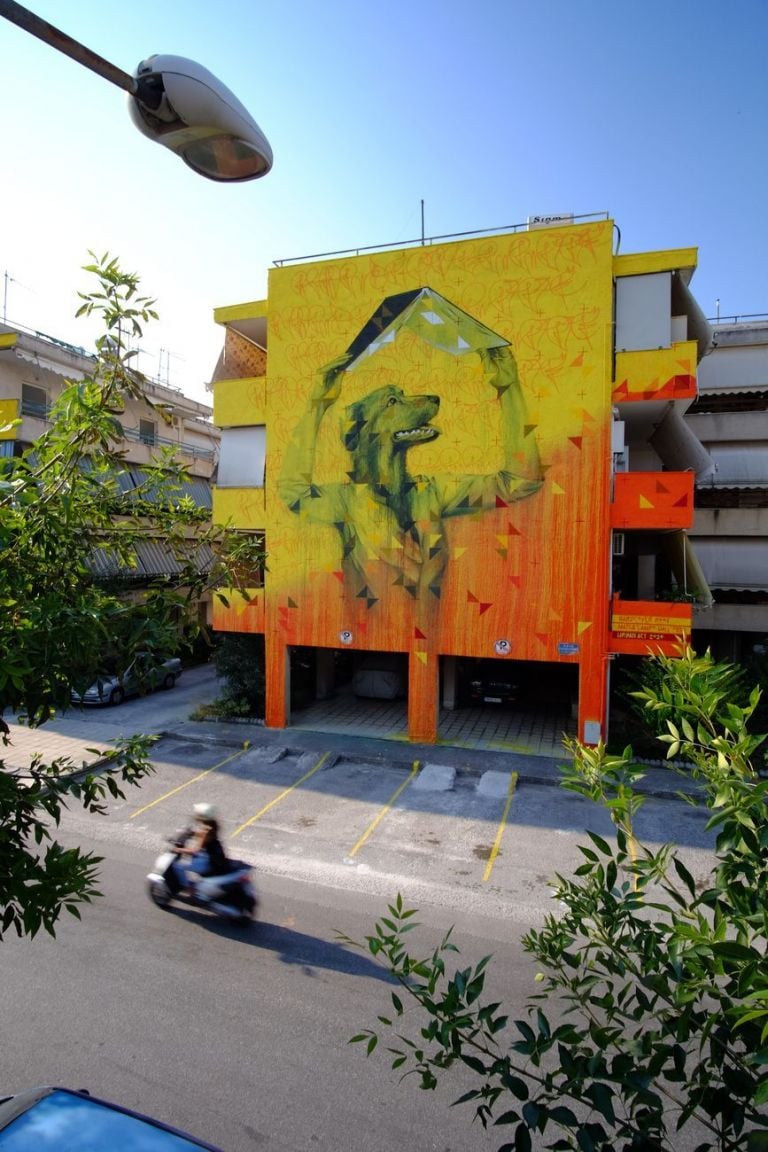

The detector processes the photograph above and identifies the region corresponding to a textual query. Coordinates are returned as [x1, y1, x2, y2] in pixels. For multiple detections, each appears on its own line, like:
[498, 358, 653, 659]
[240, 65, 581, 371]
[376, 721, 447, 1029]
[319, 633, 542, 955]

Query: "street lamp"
[0, 0, 273, 182]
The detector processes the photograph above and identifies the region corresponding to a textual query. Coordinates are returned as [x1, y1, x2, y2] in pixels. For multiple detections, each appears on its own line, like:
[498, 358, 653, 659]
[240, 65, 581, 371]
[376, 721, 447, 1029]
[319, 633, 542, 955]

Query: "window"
[217, 426, 266, 487]
[21, 383, 49, 419]
[139, 418, 157, 446]
[615, 273, 672, 352]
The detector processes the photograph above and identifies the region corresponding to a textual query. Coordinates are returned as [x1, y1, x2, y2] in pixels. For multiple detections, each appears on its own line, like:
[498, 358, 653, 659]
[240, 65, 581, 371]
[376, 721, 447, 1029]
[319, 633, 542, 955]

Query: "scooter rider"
[173, 803, 229, 888]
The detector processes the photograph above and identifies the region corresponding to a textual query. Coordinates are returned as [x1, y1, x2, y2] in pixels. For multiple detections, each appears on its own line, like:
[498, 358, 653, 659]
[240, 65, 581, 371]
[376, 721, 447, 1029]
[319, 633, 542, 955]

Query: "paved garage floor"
[289, 687, 577, 759]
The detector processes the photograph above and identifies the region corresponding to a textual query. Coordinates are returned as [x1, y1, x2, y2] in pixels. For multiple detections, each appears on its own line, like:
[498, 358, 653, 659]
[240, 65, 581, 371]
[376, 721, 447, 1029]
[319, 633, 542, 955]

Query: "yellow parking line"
[483, 771, 518, 882]
[130, 747, 248, 819]
[231, 752, 330, 838]
[348, 761, 420, 859]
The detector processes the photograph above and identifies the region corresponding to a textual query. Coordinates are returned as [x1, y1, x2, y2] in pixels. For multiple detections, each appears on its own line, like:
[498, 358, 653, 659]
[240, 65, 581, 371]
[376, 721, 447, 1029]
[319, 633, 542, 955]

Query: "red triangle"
[479, 603, 492, 616]
[535, 632, 549, 646]
[495, 495, 508, 508]
[467, 591, 479, 603]
[332, 571, 345, 584]
[673, 494, 689, 507]
[508, 523, 522, 535]
[568, 437, 582, 450]
[655, 481, 670, 494]
[414, 627, 427, 640]
[507, 574, 522, 587]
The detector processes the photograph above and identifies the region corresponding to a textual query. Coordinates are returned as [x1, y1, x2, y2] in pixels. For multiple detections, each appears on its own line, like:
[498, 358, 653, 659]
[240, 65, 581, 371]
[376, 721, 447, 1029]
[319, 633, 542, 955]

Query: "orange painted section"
[210, 589, 265, 634]
[609, 595, 691, 655]
[611, 472, 694, 530]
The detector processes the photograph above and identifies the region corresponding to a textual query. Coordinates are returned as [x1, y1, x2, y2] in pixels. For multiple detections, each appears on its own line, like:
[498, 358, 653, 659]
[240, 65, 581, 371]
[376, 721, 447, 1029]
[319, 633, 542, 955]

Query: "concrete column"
[408, 652, 438, 744]
[442, 655, 457, 711]
[637, 554, 656, 599]
[265, 638, 288, 729]
[315, 647, 336, 701]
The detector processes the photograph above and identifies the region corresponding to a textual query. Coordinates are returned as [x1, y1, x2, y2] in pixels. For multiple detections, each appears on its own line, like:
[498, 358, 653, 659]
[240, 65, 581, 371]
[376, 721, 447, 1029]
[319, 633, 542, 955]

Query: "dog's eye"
[386, 396, 398, 407]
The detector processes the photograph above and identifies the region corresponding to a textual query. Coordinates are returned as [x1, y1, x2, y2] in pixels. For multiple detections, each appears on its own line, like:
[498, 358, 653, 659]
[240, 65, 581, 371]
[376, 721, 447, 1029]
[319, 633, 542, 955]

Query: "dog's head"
[343, 386, 440, 455]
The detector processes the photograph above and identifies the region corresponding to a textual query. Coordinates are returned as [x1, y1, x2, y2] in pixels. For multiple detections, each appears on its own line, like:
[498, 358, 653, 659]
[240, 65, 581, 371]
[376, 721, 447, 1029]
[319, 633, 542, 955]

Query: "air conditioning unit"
[612, 532, 625, 557]
[171, 416, 181, 429]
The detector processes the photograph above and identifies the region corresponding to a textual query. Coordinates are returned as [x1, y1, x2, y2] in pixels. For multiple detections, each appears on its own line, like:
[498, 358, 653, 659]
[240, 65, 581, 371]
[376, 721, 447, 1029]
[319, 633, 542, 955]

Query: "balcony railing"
[19, 400, 214, 460]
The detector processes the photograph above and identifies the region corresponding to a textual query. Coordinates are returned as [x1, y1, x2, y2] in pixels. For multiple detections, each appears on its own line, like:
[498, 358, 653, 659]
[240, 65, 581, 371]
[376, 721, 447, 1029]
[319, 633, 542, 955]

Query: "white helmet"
[193, 802, 217, 821]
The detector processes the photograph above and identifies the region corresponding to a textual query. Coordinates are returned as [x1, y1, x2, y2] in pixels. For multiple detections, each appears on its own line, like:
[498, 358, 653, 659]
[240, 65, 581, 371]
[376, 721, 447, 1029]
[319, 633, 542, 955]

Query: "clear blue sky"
[2, 0, 766, 403]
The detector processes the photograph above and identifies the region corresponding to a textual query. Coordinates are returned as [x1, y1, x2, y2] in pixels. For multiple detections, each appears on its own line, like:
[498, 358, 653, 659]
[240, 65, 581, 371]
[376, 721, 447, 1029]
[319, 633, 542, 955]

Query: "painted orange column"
[408, 651, 439, 744]
[577, 651, 609, 745]
[265, 633, 288, 729]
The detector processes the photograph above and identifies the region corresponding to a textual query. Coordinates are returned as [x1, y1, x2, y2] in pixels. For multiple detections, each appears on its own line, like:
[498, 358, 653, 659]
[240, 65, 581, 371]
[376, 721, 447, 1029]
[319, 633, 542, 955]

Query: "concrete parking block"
[477, 770, 515, 798]
[413, 763, 456, 791]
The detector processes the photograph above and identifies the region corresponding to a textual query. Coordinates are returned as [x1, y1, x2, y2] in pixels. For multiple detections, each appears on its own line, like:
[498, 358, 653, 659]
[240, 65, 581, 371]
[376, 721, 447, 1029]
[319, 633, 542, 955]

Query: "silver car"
[71, 653, 182, 706]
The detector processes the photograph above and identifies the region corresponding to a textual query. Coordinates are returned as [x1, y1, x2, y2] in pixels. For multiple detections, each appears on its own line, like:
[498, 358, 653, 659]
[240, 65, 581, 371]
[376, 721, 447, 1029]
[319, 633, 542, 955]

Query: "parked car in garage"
[352, 653, 407, 700]
[460, 658, 520, 706]
[0, 1085, 221, 1150]
[70, 653, 182, 706]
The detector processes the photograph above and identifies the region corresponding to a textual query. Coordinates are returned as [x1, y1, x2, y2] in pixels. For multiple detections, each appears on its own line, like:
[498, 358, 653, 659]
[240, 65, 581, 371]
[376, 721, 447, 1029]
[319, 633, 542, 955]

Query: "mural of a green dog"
[278, 290, 543, 607]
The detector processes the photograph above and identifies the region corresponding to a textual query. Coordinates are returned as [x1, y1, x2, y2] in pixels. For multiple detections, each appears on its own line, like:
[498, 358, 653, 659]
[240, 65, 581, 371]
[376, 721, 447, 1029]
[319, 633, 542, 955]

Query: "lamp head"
[128, 54, 273, 182]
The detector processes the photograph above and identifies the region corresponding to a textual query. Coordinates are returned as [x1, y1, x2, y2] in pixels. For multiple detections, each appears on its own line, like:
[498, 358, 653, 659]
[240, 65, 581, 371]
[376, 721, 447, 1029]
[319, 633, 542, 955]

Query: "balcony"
[611, 471, 694, 530]
[608, 595, 692, 656]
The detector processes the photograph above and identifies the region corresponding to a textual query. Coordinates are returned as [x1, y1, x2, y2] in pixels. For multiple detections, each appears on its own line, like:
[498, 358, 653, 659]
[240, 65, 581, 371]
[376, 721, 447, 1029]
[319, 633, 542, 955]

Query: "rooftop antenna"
[715, 297, 720, 322]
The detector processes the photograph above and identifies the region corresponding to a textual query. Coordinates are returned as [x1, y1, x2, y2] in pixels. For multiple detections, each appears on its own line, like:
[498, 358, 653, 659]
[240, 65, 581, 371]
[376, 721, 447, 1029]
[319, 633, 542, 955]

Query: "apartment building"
[209, 215, 713, 745]
[687, 316, 768, 660]
[0, 322, 219, 610]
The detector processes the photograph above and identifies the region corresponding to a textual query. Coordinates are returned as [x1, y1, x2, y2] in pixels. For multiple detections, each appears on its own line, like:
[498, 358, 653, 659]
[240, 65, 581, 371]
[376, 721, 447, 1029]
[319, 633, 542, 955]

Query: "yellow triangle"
[577, 620, 592, 635]
[639, 494, 654, 509]
[428, 533, 443, 547]
[495, 535, 509, 547]
[415, 650, 428, 664]
[454, 547, 467, 559]
[551, 481, 566, 495]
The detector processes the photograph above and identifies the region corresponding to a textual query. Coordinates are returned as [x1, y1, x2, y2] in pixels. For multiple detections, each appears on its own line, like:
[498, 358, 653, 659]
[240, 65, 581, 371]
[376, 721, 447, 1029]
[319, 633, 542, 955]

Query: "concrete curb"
[158, 721, 705, 802]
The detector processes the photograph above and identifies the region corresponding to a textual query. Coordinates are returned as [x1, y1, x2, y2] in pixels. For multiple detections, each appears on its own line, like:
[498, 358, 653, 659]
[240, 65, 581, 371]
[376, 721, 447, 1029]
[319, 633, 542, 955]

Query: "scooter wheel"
[148, 880, 172, 909]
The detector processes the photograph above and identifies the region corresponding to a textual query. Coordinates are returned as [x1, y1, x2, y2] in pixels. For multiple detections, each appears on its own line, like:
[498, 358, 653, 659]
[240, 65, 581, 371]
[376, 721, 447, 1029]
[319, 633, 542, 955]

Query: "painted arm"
[277, 355, 349, 523]
[433, 344, 543, 516]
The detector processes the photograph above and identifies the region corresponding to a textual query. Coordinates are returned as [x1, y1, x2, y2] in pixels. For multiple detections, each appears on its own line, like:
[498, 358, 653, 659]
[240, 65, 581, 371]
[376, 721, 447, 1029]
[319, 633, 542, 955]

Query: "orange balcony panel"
[612, 342, 697, 404]
[211, 588, 265, 634]
[608, 596, 691, 656]
[611, 472, 694, 530]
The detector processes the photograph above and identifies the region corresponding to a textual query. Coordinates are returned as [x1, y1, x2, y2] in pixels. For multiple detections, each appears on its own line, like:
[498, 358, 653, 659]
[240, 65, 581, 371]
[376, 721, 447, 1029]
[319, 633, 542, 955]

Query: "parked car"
[460, 658, 520, 706]
[70, 653, 182, 706]
[0, 1085, 221, 1150]
[352, 653, 407, 700]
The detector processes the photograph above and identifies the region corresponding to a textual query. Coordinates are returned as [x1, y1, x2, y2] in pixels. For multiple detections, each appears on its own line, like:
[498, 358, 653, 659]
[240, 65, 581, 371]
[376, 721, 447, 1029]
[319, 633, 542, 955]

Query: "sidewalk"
[3, 711, 703, 802]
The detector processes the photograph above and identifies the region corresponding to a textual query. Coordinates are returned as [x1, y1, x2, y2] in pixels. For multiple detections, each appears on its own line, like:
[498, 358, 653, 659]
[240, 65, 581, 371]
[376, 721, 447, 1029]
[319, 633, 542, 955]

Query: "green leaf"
[586, 831, 613, 856]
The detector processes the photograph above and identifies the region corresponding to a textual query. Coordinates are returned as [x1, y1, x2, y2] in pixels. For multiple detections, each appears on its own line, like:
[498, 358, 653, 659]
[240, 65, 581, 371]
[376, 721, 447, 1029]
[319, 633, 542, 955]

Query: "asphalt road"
[0, 835, 529, 1152]
[1, 669, 718, 1151]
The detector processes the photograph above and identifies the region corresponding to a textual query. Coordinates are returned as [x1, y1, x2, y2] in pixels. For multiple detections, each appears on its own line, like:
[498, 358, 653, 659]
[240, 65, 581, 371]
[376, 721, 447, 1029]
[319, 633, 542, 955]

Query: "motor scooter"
[147, 830, 258, 922]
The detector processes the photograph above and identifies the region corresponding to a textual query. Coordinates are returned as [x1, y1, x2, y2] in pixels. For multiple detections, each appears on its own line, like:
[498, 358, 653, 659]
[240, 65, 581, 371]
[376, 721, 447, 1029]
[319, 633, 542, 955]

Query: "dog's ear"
[343, 402, 365, 452]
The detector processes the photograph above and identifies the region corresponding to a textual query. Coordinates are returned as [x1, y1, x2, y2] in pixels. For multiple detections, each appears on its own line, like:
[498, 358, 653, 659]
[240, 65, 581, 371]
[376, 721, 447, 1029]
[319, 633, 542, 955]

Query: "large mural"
[266, 221, 614, 679]
[278, 288, 543, 611]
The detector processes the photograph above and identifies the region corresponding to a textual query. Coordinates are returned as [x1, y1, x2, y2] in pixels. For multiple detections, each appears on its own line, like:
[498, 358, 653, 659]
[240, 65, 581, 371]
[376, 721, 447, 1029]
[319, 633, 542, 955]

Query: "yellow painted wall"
[264, 221, 615, 681]
[0, 397, 18, 439]
[212, 486, 266, 530]
[214, 378, 267, 426]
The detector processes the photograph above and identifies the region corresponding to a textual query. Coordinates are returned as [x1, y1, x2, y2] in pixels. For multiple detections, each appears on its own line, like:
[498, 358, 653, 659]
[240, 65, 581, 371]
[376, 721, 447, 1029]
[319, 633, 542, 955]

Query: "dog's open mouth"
[393, 424, 438, 443]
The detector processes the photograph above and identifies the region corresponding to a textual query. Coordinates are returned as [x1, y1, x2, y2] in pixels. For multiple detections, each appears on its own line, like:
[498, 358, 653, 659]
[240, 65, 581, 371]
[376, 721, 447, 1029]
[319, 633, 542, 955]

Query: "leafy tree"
[0, 253, 261, 940]
[344, 648, 768, 1151]
[210, 633, 266, 718]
